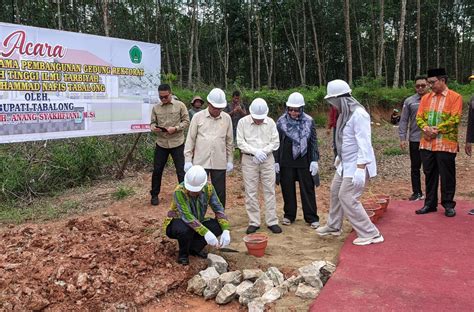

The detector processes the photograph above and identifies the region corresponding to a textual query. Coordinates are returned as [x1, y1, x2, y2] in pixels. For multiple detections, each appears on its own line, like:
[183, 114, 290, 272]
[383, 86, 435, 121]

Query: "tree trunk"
[436, 0, 440, 67]
[407, 18, 412, 81]
[393, 0, 406, 88]
[256, 12, 262, 89]
[224, 22, 229, 90]
[353, 6, 365, 78]
[302, 5, 307, 85]
[377, 0, 385, 78]
[156, 0, 172, 74]
[280, 5, 304, 85]
[308, 0, 323, 85]
[383, 49, 388, 86]
[144, 4, 150, 42]
[268, 9, 275, 88]
[343, 0, 352, 85]
[371, 0, 377, 76]
[402, 43, 406, 86]
[171, 1, 183, 86]
[425, 23, 429, 71]
[187, 0, 196, 87]
[213, 6, 229, 89]
[256, 2, 274, 89]
[57, 0, 63, 30]
[194, 16, 201, 85]
[416, 0, 421, 76]
[247, 2, 254, 89]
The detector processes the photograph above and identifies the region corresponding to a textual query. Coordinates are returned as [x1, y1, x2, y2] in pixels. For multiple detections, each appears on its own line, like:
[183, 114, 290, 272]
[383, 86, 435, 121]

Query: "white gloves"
[254, 150, 267, 162]
[219, 230, 231, 248]
[252, 150, 267, 165]
[334, 156, 341, 168]
[274, 163, 280, 174]
[204, 231, 219, 247]
[226, 162, 234, 173]
[309, 161, 319, 176]
[184, 162, 193, 172]
[352, 167, 366, 189]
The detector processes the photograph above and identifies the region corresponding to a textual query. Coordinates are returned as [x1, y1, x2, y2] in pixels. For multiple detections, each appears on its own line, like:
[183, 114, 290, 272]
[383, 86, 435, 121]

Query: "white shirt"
[236, 115, 280, 155]
[336, 107, 377, 178]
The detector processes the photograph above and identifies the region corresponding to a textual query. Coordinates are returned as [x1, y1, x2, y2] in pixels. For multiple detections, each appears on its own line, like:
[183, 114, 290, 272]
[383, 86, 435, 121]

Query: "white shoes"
[352, 234, 384, 246]
[310, 221, 320, 229]
[316, 225, 342, 236]
[282, 218, 291, 226]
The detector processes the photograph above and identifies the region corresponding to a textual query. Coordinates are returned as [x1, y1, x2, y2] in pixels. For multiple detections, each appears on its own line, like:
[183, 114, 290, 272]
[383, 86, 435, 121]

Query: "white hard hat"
[286, 92, 305, 107]
[184, 165, 208, 192]
[249, 98, 269, 119]
[206, 88, 227, 108]
[324, 79, 352, 99]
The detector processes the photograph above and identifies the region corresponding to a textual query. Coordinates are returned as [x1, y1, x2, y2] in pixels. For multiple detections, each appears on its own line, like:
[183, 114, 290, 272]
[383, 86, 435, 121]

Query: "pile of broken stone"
[186, 253, 336, 311]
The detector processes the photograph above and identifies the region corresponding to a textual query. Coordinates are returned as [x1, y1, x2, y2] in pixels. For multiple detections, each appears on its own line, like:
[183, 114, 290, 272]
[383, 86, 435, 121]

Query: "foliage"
[0, 134, 155, 204]
[383, 147, 406, 156]
[112, 186, 135, 200]
[0, 200, 82, 224]
[1, 1, 472, 89]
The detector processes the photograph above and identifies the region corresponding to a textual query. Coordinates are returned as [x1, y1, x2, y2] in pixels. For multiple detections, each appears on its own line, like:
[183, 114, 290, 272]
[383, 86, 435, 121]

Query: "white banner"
[0, 22, 160, 143]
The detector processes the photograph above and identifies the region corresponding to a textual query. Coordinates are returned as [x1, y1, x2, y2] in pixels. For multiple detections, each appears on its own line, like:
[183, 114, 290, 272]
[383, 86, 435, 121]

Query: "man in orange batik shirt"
[415, 68, 462, 217]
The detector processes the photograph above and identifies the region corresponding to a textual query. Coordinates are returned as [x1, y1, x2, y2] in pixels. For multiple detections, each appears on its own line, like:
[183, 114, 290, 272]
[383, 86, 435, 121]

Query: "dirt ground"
[1, 124, 472, 311]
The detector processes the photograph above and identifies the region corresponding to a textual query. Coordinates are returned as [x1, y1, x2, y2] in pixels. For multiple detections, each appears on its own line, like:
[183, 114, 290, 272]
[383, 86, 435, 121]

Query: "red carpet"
[311, 200, 474, 311]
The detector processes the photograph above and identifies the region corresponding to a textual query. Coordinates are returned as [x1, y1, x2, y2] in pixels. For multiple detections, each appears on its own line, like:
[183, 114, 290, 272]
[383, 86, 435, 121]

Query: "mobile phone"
[157, 126, 168, 132]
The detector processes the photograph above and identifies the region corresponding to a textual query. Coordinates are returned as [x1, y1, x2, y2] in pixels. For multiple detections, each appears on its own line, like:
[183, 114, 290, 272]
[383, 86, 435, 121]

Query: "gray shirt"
[399, 94, 422, 142]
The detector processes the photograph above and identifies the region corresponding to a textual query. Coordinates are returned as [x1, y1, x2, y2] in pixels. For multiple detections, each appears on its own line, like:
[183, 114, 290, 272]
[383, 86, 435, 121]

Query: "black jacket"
[274, 119, 320, 186]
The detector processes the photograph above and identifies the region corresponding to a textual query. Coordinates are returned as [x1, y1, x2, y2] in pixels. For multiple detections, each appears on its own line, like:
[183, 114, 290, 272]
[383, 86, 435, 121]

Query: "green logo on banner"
[129, 46, 142, 64]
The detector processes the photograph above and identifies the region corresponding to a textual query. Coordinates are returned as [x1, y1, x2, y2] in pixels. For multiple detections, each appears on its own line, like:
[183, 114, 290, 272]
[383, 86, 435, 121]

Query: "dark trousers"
[166, 218, 223, 258]
[420, 149, 456, 209]
[205, 169, 226, 208]
[280, 166, 319, 223]
[409, 141, 423, 195]
[150, 144, 185, 197]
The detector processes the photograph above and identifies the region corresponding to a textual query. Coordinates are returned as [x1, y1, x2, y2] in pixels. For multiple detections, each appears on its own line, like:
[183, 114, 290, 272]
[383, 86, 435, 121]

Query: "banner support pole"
[116, 133, 142, 179]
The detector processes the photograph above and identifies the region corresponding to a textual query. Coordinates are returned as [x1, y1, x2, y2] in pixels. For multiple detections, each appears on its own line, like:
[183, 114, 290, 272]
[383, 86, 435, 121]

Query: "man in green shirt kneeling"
[163, 165, 231, 265]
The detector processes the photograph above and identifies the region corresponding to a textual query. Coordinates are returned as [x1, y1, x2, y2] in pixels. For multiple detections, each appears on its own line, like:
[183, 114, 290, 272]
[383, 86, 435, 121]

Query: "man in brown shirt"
[224, 90, 247, 143]
[184, 88, 233, 208]
[150, 84, 190, 206]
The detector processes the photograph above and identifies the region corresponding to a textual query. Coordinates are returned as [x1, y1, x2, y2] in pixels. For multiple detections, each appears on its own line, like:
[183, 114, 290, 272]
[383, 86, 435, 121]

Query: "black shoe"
[409, 193, 424, 201]
[415, 206, 437, 214]
[445, 208, 456, 217]
[190, 250, 208, 259]
[151, 196, 159, 206]
[177, 256, 189, 265]
[246, 225, 260, 234]
[267, 224, 282, 234]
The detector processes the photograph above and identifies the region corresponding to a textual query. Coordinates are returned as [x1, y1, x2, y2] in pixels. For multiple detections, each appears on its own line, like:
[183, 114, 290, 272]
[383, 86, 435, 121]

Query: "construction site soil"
[1, 124, 472, 311]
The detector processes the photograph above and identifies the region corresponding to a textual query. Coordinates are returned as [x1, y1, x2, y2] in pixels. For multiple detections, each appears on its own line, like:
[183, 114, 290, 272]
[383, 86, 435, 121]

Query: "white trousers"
[241, 154, 279, 227]
[326, 172, 380, 238]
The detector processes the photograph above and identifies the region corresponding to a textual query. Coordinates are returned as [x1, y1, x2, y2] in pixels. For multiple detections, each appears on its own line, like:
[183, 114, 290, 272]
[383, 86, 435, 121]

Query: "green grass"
[112, 185, 135, 200]
[383, 147, 406, 156]
[0, 200, 82, 224]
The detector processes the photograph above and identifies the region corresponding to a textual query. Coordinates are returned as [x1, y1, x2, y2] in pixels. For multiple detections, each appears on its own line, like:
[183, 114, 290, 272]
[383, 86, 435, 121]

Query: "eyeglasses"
[415, 84, 427, 88]
[159, 94, 170, 100]
[287, 108, 300, 112]
[427, 79, 438, 85]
